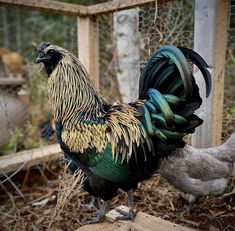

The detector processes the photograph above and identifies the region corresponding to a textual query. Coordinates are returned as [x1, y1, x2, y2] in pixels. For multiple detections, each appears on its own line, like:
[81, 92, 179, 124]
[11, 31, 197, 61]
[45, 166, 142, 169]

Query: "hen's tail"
[223, 133, 235, 162]
[139, 45, 211, 154]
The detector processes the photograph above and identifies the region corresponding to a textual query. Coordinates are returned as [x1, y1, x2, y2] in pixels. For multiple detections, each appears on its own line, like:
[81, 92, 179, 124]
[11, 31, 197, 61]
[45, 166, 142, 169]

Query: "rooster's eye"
[47, 49, 54, 54]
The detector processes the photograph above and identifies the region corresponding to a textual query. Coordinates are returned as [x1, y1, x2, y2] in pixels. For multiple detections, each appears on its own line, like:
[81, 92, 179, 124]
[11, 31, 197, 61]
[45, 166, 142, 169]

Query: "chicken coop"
[0, 0, 234, 230]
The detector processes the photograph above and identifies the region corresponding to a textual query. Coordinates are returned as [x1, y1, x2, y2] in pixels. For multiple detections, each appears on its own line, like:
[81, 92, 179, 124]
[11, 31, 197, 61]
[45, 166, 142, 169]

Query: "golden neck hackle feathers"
[46, 45, 151, 160]
[46, 45, 105, 124]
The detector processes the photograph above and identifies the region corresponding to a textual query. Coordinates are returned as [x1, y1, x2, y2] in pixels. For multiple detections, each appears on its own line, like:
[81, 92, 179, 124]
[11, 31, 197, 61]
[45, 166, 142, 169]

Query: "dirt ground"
[0, 159, 234, 231]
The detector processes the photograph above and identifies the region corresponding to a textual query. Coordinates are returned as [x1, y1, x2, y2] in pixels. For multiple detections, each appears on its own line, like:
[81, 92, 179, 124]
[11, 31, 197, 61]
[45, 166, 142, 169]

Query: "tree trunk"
[113, 8, 140, 103]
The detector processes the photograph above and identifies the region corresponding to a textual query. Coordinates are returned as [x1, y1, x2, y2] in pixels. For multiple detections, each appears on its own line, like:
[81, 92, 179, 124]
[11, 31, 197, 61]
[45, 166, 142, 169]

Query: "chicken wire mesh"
[98, 0, 194, 102]
[0, 0, 234, 154]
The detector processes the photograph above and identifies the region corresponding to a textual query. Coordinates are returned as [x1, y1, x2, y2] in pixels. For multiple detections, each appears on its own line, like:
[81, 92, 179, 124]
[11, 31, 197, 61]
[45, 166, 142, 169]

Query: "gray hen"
[159, 133, 235, 211]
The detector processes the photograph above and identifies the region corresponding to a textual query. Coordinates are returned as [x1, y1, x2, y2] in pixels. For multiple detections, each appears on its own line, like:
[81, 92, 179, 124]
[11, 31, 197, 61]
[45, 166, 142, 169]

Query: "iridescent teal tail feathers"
[139, 45, 211, 155]
[178, 46, 211, 97]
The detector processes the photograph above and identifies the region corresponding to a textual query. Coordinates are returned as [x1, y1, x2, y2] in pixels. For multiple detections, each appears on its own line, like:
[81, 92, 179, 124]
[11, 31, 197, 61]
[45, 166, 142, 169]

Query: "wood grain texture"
[0, 144, 62, 174]
[77, 16, 99, 89]
[77, 205, 194, 231]
[88, 0, 156, 15]
[0, 0, 88, 16]
[0, 0, 158, 15]
[211, 0, 228, 146]
[192, 0, 228, 148]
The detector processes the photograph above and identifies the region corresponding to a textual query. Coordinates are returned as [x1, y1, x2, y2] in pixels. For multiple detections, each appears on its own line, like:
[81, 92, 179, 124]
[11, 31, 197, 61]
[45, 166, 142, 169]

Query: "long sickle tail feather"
[139, 45, 211, 155]
[178, 46, 212, 97]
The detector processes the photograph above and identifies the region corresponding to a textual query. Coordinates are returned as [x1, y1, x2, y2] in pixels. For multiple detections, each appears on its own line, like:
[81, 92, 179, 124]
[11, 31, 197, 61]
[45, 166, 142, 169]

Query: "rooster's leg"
[115, 189, 137, 221]
[85, 199, 109, 224]
[82, 196, 99, 210]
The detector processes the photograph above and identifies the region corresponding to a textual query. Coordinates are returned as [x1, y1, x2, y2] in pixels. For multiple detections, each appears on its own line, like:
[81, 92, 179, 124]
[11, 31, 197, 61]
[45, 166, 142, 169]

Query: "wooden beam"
[0, 144, 62, 175]
[0, 0, 88, 16]
[77, 205, 194, 231]
[88, 0, 156, 15]
[77, 16, 99, 89]
[0, 0, 159, 16]
[192, 0, 228, 148]
[0, 78, 25, 85]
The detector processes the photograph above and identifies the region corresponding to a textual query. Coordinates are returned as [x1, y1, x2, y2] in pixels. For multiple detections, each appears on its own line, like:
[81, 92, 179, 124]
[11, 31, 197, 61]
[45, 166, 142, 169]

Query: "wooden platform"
[77, 205, 194, 231]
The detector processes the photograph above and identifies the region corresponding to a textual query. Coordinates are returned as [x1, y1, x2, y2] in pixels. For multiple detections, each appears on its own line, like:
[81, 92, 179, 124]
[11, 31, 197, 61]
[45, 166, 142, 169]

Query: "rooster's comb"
[38, 42, 51, 52]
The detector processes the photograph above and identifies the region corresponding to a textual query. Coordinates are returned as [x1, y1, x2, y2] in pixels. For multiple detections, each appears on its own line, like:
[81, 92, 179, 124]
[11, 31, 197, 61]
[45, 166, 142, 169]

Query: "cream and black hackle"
[36, 42, 211, 223]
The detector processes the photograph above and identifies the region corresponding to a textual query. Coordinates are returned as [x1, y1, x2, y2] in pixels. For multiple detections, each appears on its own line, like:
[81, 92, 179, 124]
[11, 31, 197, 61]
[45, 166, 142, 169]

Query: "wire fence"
[97, 0, 194, 101]
[0, 0, 234, 154]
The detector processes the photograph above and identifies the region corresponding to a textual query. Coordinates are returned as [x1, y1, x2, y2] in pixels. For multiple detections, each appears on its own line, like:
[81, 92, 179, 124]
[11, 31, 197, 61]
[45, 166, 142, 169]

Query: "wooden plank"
[0, 0, 160, 16]
[77, 223, 111, 231]
[0, 0, 88, 16]
[77, 205, 194, 231]
[0, 144, 62, 174]
[88, 0, 156, 15]
[131, 211, 194, 231]
[192, 0, 229, 148]
[0, 77, 25, 85]
[77, 16, 99, 89]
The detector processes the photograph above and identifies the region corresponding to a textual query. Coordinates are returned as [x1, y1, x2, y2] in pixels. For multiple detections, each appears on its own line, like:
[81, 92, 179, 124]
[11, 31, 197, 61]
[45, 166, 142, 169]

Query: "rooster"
[36, 42, 211, 223]
[159, 133, 235, 213]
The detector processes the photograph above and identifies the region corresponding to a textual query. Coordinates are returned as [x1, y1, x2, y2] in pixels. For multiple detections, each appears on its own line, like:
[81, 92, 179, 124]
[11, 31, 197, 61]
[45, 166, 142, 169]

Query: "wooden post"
[77, 16, 99, 90]
[113, 7, 140, 103]
[192, 0, 228, 148]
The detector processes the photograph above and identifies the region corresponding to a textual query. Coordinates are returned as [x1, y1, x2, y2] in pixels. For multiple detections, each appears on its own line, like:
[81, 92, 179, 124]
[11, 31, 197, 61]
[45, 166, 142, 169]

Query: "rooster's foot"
[82, 196, 99, 210]
[84, 199, 109, 224]
[114, 207, 137, 221]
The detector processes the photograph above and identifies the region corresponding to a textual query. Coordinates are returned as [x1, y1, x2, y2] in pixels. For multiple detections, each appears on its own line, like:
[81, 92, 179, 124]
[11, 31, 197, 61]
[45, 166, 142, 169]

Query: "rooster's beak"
[36, 53, 49, 64]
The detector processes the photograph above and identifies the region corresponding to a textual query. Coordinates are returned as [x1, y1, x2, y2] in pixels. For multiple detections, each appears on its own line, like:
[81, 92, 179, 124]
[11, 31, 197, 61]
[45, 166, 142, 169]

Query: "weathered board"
[192, 0, 229, 148]
[0, 0, 159, 16]
[77, 205, 194, 231]
[0, 144, 62, 174]
[77, 16, 99, 89]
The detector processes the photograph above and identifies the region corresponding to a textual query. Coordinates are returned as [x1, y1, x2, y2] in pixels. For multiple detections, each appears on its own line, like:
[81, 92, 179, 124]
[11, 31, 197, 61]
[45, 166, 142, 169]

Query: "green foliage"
[225, 49, 235, 103]
[231, 104, 235, 117]
[28, 66, 47, 99]
[27, 65, 55, 124]
[0, 128, 24, 156]
[0, 6, 78, 59]
[0, 121, 48, 156]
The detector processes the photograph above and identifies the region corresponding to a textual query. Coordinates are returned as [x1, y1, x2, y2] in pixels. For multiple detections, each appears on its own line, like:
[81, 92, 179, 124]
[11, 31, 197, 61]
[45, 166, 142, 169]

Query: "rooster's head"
[36, 42, 63, 76]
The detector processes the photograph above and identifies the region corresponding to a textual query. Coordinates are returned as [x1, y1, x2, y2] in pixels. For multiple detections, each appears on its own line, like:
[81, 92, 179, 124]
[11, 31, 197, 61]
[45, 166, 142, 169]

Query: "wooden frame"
[0, 0, 157, 16]
[192, 0, 228, 147]
[0, 0, 88, 16]
[88, 0, 158, 15]
[77, 16, 99, 89]
[0, 0, 229, 147]
[0, 0, 157, 90]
